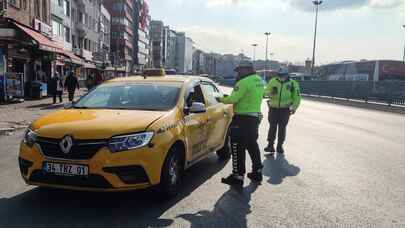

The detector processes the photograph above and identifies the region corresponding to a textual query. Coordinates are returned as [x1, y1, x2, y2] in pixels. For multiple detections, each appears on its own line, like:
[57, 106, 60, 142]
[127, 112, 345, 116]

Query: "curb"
[0, 128, 16, 136]
[0, 125, 28, 137]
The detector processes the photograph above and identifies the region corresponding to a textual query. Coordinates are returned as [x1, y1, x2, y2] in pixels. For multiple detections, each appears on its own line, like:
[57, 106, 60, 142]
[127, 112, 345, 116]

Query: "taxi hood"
[31, 109, 166, 139]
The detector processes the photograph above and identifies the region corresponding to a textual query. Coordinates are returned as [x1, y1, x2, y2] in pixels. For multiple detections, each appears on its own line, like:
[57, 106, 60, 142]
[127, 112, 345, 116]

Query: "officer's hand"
[290, 109, 296, 115]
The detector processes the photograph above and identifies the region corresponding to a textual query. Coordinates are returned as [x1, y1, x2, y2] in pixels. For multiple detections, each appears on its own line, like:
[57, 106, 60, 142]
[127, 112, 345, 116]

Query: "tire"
[158, 148, 183, 200]
[217, 132, 231, 161]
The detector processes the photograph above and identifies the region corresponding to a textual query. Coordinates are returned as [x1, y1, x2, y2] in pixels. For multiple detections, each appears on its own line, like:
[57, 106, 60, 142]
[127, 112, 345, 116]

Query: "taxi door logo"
[59, 135, 73, 154]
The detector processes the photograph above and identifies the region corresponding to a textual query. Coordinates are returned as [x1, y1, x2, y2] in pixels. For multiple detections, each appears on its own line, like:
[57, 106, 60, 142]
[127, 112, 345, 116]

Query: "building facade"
[133, 0, 150, 71]
[150, 20, 164, 68]
[93, 4, 110, 67]
[104, 0, 135, 75]
[0, 0, 69, 100]
[105, 0, 150, 74]
[175, 32, 193, 74]
[165, 29, 177, 70]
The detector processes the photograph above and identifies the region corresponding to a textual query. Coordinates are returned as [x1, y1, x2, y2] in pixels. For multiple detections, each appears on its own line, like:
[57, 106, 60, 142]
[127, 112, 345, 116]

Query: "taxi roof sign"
[142, 68, 166, 77]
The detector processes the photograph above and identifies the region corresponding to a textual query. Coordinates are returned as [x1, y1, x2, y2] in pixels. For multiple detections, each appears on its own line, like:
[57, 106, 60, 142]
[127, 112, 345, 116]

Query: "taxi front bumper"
[18, 142, 167, 191]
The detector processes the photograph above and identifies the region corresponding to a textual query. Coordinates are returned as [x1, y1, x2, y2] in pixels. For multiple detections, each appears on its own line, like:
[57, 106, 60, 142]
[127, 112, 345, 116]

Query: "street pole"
[311, 0, 323, 76]
[402, 25, 405, 63]
[264, 32, 271, 80]
[252, 44, 258, 61]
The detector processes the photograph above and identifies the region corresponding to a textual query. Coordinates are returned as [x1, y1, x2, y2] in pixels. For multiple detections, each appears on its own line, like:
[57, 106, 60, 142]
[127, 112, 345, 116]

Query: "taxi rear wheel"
[159, 148, 183, 199]
[217, 133, 231, 161]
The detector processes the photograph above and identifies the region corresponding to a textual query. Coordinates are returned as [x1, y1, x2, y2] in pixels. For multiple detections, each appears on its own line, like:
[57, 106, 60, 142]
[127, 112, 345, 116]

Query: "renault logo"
[59, 135, 73, 154]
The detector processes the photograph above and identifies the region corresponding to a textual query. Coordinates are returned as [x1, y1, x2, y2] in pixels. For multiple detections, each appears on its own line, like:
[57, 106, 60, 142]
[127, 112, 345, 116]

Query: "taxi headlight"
[23, 128, 37, 148]
[109, 132, 154, 153]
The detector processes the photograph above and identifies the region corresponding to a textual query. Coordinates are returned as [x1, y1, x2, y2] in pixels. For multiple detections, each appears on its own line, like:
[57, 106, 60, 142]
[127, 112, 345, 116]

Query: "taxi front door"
[184, 85, 209, 161]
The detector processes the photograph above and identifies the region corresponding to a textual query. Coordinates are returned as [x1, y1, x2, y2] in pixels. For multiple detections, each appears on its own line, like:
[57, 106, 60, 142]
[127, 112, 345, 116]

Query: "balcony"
[76, 23, 87, 36]
[76, 48, 93, 61]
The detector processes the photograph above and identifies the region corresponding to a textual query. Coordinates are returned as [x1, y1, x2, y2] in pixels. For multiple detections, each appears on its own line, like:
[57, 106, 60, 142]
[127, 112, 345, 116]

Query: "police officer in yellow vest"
[264, 67, 301, 155]
[218, 61, 265, 186]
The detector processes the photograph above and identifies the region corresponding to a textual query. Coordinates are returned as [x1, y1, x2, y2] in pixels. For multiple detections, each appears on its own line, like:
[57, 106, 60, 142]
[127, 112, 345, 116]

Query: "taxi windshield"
[73, 83, 182, 111]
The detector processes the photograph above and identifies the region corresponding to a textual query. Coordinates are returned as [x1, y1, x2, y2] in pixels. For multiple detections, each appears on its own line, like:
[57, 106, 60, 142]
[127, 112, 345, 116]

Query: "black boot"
[247, 171, 263, 183]
[264, 143, 275, 155]
[221, 174, 243, 186]
[277, 144, 285, 154]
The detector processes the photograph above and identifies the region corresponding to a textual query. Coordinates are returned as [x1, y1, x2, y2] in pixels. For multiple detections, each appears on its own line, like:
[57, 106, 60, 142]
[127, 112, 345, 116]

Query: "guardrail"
[299, 81, 405, 106]
[218, 79, 405, 106]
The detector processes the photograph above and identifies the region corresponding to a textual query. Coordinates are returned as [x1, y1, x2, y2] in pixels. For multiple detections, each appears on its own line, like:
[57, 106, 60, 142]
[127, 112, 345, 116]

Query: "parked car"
[19, 75, 233, 199]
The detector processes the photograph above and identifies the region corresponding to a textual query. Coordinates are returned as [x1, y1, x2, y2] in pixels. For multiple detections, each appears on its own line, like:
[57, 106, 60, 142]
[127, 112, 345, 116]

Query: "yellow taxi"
[18, 74, 233, 198]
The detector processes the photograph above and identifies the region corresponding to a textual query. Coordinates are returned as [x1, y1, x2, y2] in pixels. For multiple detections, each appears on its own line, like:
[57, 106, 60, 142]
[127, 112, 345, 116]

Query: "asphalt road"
[0, 87, 405, 228]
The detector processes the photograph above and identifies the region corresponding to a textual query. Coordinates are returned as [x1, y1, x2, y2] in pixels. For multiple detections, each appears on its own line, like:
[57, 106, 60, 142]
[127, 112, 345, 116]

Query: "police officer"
[218, 61, 265, 186]
[264, 68, 301, 155]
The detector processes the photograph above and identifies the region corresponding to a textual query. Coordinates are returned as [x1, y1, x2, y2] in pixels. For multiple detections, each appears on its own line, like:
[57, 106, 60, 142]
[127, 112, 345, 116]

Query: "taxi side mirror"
[189, 102, 206, 114]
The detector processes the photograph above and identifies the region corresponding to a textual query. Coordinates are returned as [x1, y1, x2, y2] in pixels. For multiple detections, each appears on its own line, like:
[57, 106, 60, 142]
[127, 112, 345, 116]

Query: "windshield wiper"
[73, 106, 90, 109]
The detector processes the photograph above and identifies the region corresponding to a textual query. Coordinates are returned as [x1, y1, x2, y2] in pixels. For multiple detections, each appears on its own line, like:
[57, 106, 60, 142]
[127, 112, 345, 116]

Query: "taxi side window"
[186, 85, 206, 107]
[201, 83, 221, 106]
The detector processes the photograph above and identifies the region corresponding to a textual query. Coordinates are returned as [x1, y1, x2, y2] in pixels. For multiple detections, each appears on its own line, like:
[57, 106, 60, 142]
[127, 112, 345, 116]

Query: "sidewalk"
[0, 89, 87, 136]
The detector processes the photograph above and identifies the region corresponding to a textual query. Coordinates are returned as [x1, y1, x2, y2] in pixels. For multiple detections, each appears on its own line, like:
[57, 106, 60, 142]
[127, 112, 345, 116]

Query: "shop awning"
[84, 62, 96, 69]
[13, 22, 64, 53]
[62, 51, 83, 65]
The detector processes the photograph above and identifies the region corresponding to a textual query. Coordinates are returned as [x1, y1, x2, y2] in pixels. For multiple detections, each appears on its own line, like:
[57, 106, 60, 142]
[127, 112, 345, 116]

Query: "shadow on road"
[0, 155, 228, 228]
[262, 154, 300, 185]
[177, 183, 258, 228]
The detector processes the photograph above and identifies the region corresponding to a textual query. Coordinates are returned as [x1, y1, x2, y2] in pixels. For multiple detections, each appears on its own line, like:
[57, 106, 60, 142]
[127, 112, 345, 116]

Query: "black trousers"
[68, 90, 75, 102]
[53, 91, 62, 103]
[230, 115, 263, 176]
[267, 108, 290, 146]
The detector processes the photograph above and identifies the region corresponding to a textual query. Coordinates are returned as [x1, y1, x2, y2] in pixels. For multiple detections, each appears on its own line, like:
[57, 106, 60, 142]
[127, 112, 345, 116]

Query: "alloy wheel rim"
[169, 157, 178, 186]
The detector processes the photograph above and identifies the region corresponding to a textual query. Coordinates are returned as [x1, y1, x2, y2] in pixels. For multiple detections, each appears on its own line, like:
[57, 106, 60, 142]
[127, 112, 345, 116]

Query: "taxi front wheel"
[158, 148, 183, 199]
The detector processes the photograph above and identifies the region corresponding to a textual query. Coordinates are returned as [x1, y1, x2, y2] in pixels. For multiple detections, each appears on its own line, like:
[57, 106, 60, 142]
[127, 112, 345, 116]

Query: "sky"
[148, 0, 405, 65]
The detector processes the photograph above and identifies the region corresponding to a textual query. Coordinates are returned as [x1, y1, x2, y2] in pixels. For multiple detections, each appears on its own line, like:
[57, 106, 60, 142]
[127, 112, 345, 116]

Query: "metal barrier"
[299, 81, 405, 106]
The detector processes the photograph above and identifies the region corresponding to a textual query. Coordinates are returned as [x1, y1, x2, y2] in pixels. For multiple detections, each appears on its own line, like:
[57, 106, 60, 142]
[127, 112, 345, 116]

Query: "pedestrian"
[85, 74, 95, 90]
[264, 67, 301, 155]
[218, 61, 265, 186]
[64, 71, 80, 102]
[49, 72, 63, 104]
[95, 72, 103, 85]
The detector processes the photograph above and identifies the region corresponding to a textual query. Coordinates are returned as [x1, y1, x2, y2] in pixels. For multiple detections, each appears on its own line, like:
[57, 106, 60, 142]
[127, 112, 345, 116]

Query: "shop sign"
[34, 19, 52, 36]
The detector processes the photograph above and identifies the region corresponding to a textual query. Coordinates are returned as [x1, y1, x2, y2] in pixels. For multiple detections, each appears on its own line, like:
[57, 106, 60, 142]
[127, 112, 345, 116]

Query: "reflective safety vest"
[265, 77, 301, 110]
[220, 74, 264, 114]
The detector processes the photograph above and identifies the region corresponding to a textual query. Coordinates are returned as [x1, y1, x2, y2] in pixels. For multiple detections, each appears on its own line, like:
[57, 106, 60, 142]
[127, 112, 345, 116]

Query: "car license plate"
[43, 162, 89, 176]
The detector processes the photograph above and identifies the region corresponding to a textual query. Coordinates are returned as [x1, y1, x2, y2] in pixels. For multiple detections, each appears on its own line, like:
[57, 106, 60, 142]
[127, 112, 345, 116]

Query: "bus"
[319, 60, 405, 82]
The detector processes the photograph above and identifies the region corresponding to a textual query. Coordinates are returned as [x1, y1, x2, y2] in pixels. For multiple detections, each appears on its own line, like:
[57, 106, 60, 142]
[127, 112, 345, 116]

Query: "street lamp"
[252, 44, 258, 61]
[264, 32, 271, 79]
[311, 0, 323, 76]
